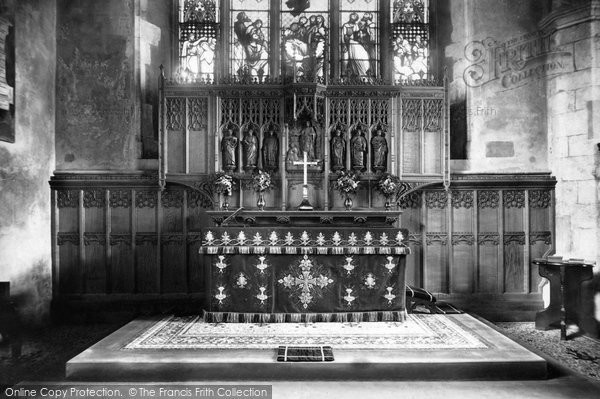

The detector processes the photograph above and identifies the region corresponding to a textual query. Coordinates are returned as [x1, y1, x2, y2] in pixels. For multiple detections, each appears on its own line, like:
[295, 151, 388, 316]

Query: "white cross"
[293, 151, 319, 186]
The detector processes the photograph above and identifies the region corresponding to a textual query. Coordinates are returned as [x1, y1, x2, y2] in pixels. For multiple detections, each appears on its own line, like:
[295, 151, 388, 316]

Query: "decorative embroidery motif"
[384, 256, 396, 273]
[332, 232, 342, 246]
[348, 233, 358, 246]
[237, 231, 247, 245]
[221, 232, 231, 245]
[364, 232, 373, 245]
[379, 233, 389, 246]
[300, 231, 310, 245]
[284, 232, 294, 246]
[235, 273, 248, 289]
[343, 257, 355, 275]
[396, 231, 405, 244]
[364, 273, 377, 289]
[215, 286, 227, 305]
[252, 233, 263, 246]
[201, 229, 411, 250]
[256, 256, 268, 273]
[316, 233, 326, 246]
[256, 287, 268, 305]
[215, 255, 227, 273]
[343, 288, 356, 306]
[384, 287, 396, 305]
[278, 255, 334, 309]
[269, 231, 278, 245]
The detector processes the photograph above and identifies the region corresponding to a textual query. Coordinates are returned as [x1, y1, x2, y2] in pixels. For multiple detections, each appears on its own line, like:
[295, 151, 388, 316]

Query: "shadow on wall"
[11, 260, 52, 326]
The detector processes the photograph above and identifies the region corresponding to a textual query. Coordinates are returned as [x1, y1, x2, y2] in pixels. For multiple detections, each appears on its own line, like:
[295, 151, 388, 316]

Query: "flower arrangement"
[333, 170, 360, 197]
[376, 173, 401, 198]
[213, 173, 234, 196]
[251, 170, 272, 192]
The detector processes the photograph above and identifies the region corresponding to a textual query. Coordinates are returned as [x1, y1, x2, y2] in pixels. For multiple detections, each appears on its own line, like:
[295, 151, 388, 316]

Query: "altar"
[200, 210, 409, 323]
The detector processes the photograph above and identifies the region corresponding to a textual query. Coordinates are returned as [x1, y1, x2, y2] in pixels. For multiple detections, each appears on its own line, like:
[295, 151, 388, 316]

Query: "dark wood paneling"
[84, 207, 104, 232]
[58, 207, 78, 232]
[58, 242, 80, 294]
[83, 240, 106, 294]
[189, 242, 205, 292]
[50, 172, 556, 318]
[478, 245, 499, 293]
[504, 242, 525, 293]
[110, 241, 134, 293]
[452, 245, 474, 293]
[161, 240, 187, 293]
[167, 130, 186, 173]
[135, 238, 159, 293]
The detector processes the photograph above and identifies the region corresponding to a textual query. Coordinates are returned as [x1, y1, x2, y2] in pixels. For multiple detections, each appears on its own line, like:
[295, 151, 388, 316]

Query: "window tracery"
[339, 0, 380, 79]
[391, 0, 430, 84]
[281, 0, 329, 82]
[175, 0, 432, 84]
[178, 0, 219, 82]
[230, 0, 270, 79]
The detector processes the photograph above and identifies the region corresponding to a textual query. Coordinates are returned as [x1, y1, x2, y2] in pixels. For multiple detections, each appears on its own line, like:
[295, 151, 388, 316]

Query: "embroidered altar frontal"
[200, 224, 410, 323]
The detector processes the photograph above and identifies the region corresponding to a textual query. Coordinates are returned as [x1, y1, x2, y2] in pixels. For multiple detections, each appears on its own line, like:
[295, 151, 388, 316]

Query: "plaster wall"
[55, 0, 139, 170]
[0, 0, 56, 324]
[445, 0, 550, 173]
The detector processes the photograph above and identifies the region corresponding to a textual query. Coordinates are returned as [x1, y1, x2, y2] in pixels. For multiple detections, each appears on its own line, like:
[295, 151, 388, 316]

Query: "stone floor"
[1, 318, 600, 398]
[496, 322, 600, 381]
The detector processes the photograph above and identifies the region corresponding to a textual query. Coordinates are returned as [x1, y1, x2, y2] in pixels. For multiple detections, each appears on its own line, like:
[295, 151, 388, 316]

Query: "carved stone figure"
[242, 128, 258, 170]
[221, 128, 238, 172]
[330, 128, 346, 171]
[371, 128, 388, 171]
[299, 120, 317, 160]
[285, 142, 300, 170]
[350, 126, 368, 171]
[262, 127, 279, 171]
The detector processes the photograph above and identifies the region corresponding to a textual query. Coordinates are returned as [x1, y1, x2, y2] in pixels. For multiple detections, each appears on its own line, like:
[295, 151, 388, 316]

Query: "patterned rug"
[124, 314, 488, 350]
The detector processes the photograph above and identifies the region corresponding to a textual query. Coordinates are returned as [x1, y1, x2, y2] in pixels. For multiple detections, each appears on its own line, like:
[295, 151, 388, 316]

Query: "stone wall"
[56, 0, 139, 170]
[542, 1, 600, 331]
[0, 0, 56, 324]
[444, 0, 550, 173]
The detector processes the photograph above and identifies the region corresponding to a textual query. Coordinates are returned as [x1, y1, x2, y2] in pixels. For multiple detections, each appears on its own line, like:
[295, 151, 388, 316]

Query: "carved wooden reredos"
[159, 76, 450, 210]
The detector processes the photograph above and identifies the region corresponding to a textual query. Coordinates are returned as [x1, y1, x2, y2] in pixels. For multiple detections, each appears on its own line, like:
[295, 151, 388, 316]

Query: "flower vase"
[257, 192, 266, 211]
[221, 195, 230, 211]
[344, 195, 353, 211]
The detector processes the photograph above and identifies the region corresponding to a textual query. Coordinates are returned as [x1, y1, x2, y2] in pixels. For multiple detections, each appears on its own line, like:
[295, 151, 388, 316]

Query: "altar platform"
[65, 313, 547, 381]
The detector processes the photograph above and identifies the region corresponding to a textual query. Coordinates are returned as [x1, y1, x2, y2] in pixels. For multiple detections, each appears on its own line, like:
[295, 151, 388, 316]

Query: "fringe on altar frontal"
[202, 310, 407, 323]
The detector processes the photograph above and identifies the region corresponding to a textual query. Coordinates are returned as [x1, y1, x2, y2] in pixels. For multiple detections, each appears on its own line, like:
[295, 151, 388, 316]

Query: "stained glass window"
[391, 0, 430, 84]
[178, 0, 219, 82]
[281, 0, 329, 82]
[230, 0, 270, 79]
[339, 0, 379, 79]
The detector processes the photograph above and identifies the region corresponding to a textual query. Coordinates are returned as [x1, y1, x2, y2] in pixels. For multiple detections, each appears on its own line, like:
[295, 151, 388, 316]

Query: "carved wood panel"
[51, 174, 556, 317]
